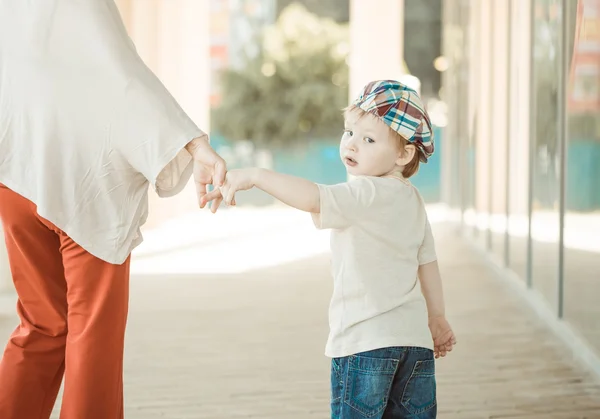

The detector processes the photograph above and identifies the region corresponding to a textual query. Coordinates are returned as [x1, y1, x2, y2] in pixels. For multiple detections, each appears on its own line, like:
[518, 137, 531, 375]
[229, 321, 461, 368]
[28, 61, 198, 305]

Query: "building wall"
[442, 0, 600, 365]
[403, 0, 443, 100]
[348, 0, 405, 100]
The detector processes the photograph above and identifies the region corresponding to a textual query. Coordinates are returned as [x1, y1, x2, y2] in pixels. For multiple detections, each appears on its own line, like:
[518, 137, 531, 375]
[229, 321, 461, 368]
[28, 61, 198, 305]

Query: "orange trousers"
[0, 185, 130, 419]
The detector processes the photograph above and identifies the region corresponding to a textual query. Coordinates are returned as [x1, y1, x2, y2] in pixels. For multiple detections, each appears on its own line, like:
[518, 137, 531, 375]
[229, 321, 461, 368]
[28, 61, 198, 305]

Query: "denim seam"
[337, 359, 344, 387]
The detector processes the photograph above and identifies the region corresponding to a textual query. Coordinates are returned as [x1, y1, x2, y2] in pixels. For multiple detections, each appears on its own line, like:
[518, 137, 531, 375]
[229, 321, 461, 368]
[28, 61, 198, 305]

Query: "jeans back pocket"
[400, 359, 437, 415]
[344, 354, 399, 418]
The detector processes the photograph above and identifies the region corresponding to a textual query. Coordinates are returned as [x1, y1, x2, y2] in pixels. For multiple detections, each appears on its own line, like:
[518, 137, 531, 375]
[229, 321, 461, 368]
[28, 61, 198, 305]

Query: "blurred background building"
[0, 0, 598, 380]
[442, 0, 600, 370]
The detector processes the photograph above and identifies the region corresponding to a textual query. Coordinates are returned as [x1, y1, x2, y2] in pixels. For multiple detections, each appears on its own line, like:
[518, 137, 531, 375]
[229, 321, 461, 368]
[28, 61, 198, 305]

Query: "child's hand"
[428, 315, 456, 359]
[201, 168, 259, 207]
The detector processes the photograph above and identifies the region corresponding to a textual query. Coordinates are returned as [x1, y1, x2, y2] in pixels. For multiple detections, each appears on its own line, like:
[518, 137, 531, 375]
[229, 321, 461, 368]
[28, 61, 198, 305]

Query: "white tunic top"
[0, 0, 203, 264]
[313, 176, 437, 358]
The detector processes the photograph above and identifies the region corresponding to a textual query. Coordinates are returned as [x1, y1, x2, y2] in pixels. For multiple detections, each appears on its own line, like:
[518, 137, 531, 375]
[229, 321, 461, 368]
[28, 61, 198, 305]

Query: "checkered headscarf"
[352, 80, 435, 162]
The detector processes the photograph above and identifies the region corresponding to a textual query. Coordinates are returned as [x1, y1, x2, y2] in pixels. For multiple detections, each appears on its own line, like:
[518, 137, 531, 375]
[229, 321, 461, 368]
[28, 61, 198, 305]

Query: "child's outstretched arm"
[201, 168, 320, 213]
[418, 261, 457, 359]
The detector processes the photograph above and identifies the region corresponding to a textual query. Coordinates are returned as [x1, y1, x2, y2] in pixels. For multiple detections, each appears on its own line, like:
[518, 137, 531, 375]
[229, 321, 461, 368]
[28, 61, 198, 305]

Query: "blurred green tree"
[212, 3, 349, 147]
[275, 0, 349, 23]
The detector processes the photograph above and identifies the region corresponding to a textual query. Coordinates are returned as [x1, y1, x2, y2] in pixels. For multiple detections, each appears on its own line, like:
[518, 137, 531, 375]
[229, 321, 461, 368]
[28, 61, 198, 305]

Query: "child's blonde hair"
[343, 105, 421, 178]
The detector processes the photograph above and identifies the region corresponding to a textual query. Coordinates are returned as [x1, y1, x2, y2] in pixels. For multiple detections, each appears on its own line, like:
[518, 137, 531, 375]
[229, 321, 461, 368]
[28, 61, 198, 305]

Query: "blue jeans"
[330, 347, 437, 419]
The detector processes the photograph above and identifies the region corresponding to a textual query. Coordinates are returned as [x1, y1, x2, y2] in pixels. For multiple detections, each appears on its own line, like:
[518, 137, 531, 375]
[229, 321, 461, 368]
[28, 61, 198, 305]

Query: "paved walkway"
[0, 206, 599, 418]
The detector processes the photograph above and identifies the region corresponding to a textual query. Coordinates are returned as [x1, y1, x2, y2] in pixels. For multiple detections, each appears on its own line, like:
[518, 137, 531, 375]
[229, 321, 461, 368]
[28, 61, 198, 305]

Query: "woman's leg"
[0, 185, 69, 419]
[57, 231, 130, 419]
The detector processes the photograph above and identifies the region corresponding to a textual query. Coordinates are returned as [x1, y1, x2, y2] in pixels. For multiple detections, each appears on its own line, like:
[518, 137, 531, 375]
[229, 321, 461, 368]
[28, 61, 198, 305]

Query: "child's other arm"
[417, 261, 445, 319]
[418, 261, 457, 358]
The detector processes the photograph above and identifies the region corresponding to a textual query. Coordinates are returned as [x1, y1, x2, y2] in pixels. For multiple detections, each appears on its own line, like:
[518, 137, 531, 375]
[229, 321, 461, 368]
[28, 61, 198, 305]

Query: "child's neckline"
[381, 174, 411, 186]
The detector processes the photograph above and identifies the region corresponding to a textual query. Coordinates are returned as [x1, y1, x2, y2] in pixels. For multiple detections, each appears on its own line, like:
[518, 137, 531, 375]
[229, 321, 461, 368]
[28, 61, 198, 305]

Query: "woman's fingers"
[201, 188, 222, 206]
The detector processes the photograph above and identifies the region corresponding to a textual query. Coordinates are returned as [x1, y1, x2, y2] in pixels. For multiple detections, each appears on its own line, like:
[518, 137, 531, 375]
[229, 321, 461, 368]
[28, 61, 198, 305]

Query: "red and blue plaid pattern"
[352, 80, 435, 162]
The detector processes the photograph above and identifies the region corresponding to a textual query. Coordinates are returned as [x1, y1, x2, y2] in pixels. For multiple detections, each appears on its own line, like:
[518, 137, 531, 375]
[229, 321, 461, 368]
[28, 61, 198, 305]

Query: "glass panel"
[442, 0, 472, 214]
[462, 0, 476, 229]
[456, 0, 473, 220]
[564, 0, 600, 353]
[474, 1, 493, 250]
[444, 0, 461, 210]
[508, 0, 531, 281]
[531, 0, 563, 312]
[490, 0, 510, 264]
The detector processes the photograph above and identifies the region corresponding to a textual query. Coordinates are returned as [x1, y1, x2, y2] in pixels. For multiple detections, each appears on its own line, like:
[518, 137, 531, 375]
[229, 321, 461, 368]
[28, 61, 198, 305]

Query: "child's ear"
[397, 144, 416, 166]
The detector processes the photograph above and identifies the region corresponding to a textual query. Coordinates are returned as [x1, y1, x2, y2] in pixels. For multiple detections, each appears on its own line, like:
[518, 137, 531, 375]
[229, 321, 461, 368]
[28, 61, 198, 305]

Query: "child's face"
[340, 111, 407, 177]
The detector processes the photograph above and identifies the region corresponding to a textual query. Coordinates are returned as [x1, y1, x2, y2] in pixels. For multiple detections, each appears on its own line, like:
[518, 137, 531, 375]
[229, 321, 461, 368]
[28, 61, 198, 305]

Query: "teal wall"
[566, 140, 600, 211]
[411, 126, 442, 202]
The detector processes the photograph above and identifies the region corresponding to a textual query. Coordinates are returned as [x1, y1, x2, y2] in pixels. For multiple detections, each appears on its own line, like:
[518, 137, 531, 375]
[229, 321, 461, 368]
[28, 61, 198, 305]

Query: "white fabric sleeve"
[418, 218, 438, 265]
[312, 178, 376, 230]
[103, 0, 204, 197]
[115, 73, 205, 198]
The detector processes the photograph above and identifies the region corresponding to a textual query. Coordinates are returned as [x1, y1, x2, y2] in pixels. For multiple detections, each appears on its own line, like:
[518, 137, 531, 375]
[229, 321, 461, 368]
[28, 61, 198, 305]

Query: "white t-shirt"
[313, 176, 437, 358]
[0, 0, 203, 264]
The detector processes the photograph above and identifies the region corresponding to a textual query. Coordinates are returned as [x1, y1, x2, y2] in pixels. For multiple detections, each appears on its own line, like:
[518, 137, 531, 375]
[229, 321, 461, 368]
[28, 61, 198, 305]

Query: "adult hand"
[185, 136, 227, 213]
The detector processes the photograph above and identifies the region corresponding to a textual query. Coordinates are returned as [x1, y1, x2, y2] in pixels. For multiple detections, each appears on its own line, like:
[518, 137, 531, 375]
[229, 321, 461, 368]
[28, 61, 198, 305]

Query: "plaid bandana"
[352, 80, 435, 162]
